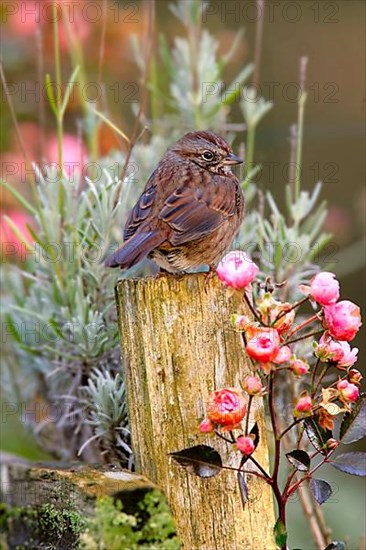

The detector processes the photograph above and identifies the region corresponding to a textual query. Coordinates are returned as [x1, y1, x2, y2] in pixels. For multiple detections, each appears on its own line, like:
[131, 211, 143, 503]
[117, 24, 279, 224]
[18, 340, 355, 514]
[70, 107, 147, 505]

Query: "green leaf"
[0, 180, 37, 215]
[60, 65, 80, 116]
[222, 64, 254, 106]
[340, 393, 366, 444]
[45, 73, 58, 115]
[273, 518, 287, 548]
[88, 107, 130, 144]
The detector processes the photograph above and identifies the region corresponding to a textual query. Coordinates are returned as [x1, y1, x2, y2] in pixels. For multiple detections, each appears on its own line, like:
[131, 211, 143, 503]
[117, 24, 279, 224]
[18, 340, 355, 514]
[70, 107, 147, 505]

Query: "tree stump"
[116, 273, 276, 550]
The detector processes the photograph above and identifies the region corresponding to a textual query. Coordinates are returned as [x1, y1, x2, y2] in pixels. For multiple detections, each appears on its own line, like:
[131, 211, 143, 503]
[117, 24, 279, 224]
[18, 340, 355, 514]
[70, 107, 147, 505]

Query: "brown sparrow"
[104, 131, 244, 272]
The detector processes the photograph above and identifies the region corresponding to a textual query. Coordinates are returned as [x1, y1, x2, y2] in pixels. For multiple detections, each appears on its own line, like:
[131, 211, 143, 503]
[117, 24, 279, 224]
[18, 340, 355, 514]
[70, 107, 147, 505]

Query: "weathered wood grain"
[116, 273, 276, 550]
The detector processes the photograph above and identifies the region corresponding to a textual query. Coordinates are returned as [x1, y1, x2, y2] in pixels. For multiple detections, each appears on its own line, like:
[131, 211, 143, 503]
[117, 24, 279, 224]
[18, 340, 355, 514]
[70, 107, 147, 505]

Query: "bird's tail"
[104, 231, 165, 269]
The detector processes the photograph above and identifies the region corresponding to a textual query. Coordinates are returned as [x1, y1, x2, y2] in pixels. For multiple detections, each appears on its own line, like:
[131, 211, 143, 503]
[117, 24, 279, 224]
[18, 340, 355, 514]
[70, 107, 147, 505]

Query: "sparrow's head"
[171, 130, 243, 174]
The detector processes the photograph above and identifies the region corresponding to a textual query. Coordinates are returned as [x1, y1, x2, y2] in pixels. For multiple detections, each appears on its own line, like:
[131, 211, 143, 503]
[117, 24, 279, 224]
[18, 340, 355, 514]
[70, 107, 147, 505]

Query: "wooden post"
[116, 273, 276, 550]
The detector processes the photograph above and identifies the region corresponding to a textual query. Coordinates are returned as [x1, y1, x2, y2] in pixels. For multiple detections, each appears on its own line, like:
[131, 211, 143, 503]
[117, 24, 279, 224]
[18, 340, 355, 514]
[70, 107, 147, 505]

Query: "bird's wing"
[123, 170, 157, 241]
[159, 175, 238, 246]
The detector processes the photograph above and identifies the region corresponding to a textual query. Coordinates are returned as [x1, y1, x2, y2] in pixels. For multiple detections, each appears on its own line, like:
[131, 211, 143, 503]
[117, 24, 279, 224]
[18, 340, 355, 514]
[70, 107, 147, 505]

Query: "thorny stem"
[286, 314, 320, 340]
[243, 291, 261, 323]
[248, 455, 271, 481]
[283, 329, 323, 346]
[268, 371, 286, 538]
[244, 395, 253, 436]
[272, 295, 310, 325]
[287, 449, 336, 498]
[311, 358, 321, 397]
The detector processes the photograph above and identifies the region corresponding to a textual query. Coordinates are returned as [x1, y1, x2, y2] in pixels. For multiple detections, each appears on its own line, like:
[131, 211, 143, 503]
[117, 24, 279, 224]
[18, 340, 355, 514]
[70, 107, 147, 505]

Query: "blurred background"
[1, 1, 365, 548]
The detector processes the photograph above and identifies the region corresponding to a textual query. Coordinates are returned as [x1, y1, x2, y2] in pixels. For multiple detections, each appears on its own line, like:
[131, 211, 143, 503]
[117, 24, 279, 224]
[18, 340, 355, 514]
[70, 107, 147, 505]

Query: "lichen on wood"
[116, 273, 276, 550]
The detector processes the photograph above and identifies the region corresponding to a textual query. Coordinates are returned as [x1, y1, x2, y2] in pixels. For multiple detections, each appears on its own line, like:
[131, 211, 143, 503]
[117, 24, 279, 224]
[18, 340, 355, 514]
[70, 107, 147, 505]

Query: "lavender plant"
[1, 0, 331, 473]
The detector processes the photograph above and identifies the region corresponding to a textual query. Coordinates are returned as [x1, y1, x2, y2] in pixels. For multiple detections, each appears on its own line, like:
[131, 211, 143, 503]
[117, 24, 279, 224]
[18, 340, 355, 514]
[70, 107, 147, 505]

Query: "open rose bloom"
[315, 333, 358, 367]
[246, 327, 281, 363]
[207, 388, 247, 431]
[324, 300, 362, 341]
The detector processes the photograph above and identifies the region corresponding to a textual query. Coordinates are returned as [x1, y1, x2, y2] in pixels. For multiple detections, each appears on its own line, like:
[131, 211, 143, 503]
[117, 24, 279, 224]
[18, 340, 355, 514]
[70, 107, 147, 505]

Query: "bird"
[104, 130, 244, 273]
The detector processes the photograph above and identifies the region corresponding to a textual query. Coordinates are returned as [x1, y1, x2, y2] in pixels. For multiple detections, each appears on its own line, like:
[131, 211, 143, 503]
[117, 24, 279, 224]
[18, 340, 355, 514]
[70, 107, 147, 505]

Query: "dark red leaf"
[286, 450, 311, 471]
[330, 451, 366, 476]
[170, 445, 222, 478]
[310, 478, 333, 504]
[340, 394, 366, 444]
[304, 417, 332, 455]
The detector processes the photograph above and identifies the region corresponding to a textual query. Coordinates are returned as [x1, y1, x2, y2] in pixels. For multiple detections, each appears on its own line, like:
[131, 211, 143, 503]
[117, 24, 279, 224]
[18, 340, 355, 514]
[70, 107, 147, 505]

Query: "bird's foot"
[204, 264, 216, 292]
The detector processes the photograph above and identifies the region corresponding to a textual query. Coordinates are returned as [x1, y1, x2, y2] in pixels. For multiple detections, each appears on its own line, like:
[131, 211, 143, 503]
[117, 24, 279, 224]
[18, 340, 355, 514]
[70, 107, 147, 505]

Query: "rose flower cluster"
[199, 252, 362, 455]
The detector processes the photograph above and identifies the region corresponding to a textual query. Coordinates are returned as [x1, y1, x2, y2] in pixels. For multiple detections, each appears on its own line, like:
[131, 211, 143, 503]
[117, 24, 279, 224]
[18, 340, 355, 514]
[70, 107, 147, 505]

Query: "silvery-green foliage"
[77, 369, 131, 462]
[2, 0, 331, 463]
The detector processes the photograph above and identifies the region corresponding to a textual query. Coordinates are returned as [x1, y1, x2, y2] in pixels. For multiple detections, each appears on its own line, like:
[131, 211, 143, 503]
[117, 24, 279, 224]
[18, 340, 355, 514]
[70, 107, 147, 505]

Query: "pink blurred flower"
[273, 345, 292, 365]
[236, 435, 255, 456]
[198, 418, 214, 434]
[242, 376, 264, 396]
[294, 393, 313, 414]
[315, 333, 358, 367]
[0, 210, 34, 261]
[324, 300, 362, 342]
[46, 134, 88, 180]
[7, 2, 38, 37]
[290, 359, 310, 376]
[217, 251, 259, 290]
[300, 272, 340, 305]
[246, 327, 281, 363]
[207, 388, 247, 431]
[337, 379, 359, 403]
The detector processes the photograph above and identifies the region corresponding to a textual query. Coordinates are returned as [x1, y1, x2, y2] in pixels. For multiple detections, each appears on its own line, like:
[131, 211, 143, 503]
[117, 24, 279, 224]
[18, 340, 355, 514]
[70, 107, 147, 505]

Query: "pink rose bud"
[349, 369, 362, 385]
[326, 438, 339, 450]
[273, 345, 292, 365]
[272, 302, 295, 334]
[236, 435, 256, 456]
[324, 300, 362, 341]
[295, 393, 313, 414]
[207, 388, 247, 430]
[308, 272, 340, 305]
[337, 379, 359, 403]
[246, 327, 281, 363]
[315, 333, 359, 366]
[199, 418, 214, 433]
[231, 314, 251, 331]
[290, 359, 310, 376]
[217, 251, 259, 290]
[242, 376, 263, 396]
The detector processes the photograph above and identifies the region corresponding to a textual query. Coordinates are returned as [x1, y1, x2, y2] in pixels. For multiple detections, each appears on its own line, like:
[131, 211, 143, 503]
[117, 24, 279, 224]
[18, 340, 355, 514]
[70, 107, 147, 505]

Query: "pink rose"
[207, 388, 247, 430]
[272, 345, 292, 365]
[324, 300, 362, 341]
[290, 359, 310, 376]
[198, 418, 214, 433]
[242, 376, 263, 396]
[295, 393, 313, 414]
[246, 327, 281, 363]
[217, 251, 259, 290]
[337, 379, 359, 403]
[315, 333, 358, 367]
[349, 369, 362, 385]
[236, 435, 255, 456]
[308, 272, 340, 305]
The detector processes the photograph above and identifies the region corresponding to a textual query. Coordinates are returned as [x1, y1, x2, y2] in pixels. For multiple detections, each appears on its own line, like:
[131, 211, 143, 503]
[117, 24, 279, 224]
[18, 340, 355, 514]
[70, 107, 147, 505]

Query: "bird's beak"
[223, 152, 243, 165]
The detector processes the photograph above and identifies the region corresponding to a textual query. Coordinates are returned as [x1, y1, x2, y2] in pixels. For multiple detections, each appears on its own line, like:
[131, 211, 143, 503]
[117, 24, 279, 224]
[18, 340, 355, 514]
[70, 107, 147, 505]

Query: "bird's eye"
[202, 150, 214, 161]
